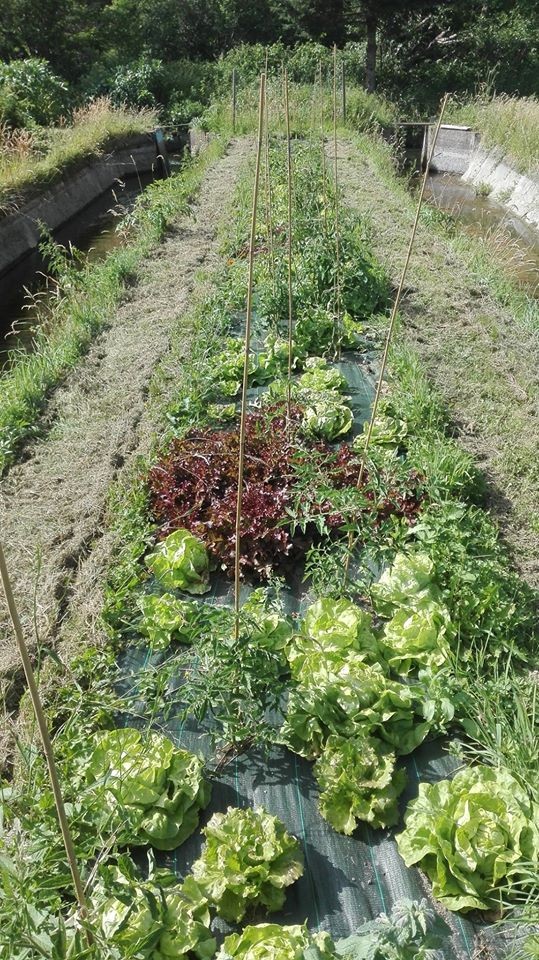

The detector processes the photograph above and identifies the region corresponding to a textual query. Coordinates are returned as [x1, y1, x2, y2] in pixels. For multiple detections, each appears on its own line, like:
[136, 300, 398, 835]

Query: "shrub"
[0, 58, 69, 127]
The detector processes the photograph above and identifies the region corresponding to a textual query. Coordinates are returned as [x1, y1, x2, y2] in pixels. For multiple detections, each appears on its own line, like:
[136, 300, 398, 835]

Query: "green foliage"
[0, 58, 69, 127]
[397, 765, 539, 912]
[219, 923, 337, 960]
[281, 653, 444, 760]
[190, 806, 304, 922]
[137, 593, 203, 650]
[314, 733, 407, 833]
[336, 898, 450, 960]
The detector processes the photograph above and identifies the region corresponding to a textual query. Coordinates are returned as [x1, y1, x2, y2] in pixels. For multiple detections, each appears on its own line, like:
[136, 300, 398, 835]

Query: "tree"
[347, 0, 452, 92]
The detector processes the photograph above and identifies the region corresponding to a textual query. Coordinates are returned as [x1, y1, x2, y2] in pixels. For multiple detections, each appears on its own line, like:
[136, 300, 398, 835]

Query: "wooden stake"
[341, 60, 346, 123]
[284, 67, 294, 419]
[0, 542, 91, 931]
[232, 68, 237, 135]
[333, 44, 341, 357]
[234, 74, 265, 632]
[263, 52, 275, 294]
[343, 94, 449, 579]
[319, 61, 328, 231]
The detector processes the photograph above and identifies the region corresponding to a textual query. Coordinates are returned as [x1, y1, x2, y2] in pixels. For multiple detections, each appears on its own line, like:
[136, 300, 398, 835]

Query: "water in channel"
[424, 171, 539, 295]
[0, 155, 182, 367]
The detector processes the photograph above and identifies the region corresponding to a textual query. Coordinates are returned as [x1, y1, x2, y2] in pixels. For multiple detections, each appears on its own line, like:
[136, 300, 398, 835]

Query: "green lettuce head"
[85, 728, 210, 850]
[218, 924, 336, 960]
[397, 765, 539, 911]
[301, 395, 353, 441]
[288, 599, 380, 680]
[191, 806, 304, 922]
[380, 600, 451, 676]
[146, 529, 210, 595]
[137, 593, 202, 650]
[95, 857, 215, 960]
[314, 733, 407, 834]
[371, 552, 439, 617]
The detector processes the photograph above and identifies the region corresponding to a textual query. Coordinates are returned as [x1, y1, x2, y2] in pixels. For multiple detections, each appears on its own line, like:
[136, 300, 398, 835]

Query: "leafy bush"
[0, 58, 69, 127]
[397, 765, 539, 911]
[190, 806, 304, 922]
[336, 898, 449, 960]
[109, 58, 167, 107]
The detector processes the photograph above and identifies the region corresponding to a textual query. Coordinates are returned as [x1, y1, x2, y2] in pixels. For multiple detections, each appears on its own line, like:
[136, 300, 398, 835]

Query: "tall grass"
[448, 93, 539, 176]
[0, 98, 158, 213]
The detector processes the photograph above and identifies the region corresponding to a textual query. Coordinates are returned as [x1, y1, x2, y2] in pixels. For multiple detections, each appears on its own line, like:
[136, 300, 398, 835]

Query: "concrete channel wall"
[0, 134, 158, 278]
[428, 124, 539, 230]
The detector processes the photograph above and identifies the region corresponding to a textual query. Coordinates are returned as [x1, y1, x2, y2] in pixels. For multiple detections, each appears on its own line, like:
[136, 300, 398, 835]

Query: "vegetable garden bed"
[2, 116, 538, 960]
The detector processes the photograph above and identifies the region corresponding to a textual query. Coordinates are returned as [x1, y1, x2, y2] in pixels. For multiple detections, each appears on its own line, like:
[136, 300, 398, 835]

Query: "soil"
[334, 137, 539, 589]
[0, 137, 252, 712]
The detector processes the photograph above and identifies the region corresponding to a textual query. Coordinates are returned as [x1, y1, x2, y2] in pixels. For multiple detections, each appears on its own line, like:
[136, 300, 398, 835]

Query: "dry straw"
[234, 73, 266, 632]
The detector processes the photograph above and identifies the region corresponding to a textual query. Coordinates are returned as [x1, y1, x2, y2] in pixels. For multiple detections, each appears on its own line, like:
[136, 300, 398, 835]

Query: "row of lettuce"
[2, 138, 538, 957]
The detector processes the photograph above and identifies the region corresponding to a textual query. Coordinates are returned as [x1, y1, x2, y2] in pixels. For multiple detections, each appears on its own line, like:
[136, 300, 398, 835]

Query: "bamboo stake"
[332, 44, 341, 357]
[319, 62, 328, 230]
[263, 52, 275, 294]
[284, 67, 294, 419]
[232, 68, 237, 135]
[234, 74, 265, 633]
[0, 542, 91, 932]
[341, 60, 346, 123]
[343, 94, 449, 580]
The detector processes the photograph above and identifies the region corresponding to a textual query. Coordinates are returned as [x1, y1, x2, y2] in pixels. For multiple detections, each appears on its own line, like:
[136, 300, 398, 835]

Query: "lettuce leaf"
[397, 765, 539, 911]
[287, 598, 381, 680]
[190, 806, 304, 922]
[84, 728, 210, 850]
[371, 552, 439, 617]
[301, 395, 353, 441]
[298, 357, 347, 393]
[314, 733, 407, 833]
[146, 529, 210, 595]
[281, 654, 433, 759]
[218, 923, 336, 960]
[95, 856, 215, 960]
[380, 601, 451, 676]
[137, 593, 203, 651]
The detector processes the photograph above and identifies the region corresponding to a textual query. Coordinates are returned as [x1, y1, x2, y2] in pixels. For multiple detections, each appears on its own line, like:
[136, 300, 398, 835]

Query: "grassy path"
[0, 138, 251, 701]
[336, 136, 539, 588]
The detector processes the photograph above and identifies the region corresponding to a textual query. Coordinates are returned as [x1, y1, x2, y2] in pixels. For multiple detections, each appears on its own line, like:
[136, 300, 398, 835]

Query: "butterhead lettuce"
[190, 806, 303, 922]
[397, 765, 539, 911]
[85, 728, 210, 850]
[218, 924, 336, 960]
[314, 733, 407, 833]
[146, 529, 210, 595]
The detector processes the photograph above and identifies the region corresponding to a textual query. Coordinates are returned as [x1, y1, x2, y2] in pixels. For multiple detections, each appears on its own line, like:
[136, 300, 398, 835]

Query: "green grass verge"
[0, 135, 227, 475]
[0, 99, 158, 214]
